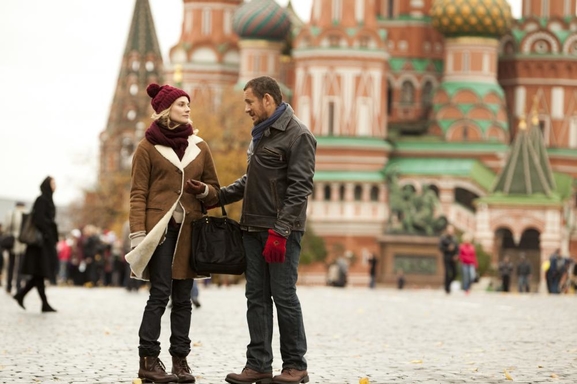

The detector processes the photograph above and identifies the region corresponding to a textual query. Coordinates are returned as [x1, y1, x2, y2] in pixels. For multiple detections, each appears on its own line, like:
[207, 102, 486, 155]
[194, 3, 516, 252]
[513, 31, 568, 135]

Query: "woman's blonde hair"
[462, 232, 473, 243]
[151, 104, 193, 129]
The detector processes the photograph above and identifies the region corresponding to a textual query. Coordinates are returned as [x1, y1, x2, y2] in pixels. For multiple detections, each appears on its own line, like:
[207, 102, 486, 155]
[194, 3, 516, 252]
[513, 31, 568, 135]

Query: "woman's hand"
[184, 179, 206, 195]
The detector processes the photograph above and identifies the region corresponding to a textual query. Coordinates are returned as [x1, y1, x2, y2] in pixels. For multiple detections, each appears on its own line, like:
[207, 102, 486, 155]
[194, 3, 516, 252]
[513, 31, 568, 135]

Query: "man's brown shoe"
[225, 367, 273, 384]
[272, 368, 309, 384]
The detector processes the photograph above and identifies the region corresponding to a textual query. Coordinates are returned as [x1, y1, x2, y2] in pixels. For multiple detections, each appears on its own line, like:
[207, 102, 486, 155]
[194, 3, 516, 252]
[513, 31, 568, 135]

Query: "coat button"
[177, 190, 181, 194]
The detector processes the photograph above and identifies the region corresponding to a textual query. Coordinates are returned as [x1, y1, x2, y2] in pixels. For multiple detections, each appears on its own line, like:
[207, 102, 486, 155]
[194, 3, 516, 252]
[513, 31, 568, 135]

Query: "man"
[547, 249, 565, 294]
[4, 202, 26, 293]
[516, 253, 531, 293]
[368, 253, 377, 289]
[438, 224, 458, 294]
[220, 76, 316, 384]
[498, 255, 513, 292]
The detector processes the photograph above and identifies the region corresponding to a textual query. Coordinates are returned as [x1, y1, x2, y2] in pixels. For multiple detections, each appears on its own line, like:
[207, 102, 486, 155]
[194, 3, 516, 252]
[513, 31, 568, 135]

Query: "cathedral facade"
[100, 0, 577, 288]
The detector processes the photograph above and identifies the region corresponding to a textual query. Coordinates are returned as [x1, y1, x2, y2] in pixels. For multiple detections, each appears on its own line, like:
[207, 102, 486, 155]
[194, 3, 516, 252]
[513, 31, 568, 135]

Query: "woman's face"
[50, 178, 56, 192]
[169, 96, 190, 127]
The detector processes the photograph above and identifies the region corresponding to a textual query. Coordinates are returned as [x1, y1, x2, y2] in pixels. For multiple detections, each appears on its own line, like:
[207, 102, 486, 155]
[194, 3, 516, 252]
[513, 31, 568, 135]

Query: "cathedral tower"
[293, 0, 390, 258]
[429, 0, 512, 143]
[167, 0, 242, 106]
[99, 0, 164, 179]
[232, 0, 291, 89]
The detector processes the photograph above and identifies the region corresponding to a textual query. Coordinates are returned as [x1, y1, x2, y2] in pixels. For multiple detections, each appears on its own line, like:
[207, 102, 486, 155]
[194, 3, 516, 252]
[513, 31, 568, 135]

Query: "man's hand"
[262, 229, 287, 263]
[184, 179, 206, 195]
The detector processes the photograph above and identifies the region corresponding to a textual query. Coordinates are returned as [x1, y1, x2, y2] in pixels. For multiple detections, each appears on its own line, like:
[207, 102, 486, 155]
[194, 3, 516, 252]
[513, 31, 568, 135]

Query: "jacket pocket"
[255, 147, 286, 169]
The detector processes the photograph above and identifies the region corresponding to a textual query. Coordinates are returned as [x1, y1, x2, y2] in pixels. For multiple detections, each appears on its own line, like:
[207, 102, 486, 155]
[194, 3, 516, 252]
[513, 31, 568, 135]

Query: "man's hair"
[244, 76, 283, 106]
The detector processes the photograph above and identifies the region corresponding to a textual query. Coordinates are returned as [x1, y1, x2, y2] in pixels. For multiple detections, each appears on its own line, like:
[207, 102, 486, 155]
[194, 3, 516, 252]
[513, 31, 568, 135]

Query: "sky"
[0, 0, 520, 206]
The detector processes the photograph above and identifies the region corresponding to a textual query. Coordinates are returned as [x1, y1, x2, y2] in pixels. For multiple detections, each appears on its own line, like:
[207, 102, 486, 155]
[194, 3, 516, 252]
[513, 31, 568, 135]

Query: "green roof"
[477, 193, 564, 206]
[314, 170, 384, 182]
[393, 139, 508, 153]
[437, 81, 505, 99]
[383, 158, 496, 191]
[317, 136, 392, 150]
[389, 58, 443, 73]
[492, 120, 556, 196]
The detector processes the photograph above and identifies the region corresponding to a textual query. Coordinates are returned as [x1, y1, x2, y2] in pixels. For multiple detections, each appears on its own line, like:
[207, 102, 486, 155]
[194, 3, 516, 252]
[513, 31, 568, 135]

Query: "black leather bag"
[18, 212, 43, 246]
[190, 203, 246, 275]
[0, 234, 15, 250]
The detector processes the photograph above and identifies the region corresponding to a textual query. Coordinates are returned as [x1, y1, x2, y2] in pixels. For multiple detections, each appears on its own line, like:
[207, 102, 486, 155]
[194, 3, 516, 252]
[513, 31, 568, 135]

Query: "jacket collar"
[269, 103, 294, 132]
[154, 135, 203, 169]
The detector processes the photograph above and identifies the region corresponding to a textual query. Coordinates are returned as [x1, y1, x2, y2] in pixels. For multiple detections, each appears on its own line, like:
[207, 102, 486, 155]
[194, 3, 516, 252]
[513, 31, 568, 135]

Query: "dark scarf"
[251, 102, 287, 145]
[145, 121, 193, 160]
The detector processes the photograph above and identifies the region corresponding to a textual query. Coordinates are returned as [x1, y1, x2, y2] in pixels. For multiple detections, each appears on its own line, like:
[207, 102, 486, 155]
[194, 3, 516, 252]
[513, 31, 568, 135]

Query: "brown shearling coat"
[125, 134, 219, 280]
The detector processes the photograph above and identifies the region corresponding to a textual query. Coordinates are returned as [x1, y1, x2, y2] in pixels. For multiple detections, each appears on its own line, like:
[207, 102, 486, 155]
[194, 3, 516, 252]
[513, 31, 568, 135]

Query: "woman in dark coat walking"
[13, 176, 58, 312]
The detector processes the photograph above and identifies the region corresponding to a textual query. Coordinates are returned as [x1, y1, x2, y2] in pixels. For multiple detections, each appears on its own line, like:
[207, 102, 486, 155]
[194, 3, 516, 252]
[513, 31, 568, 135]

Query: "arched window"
[422, 80, 433, 112]
[401, 80, 415, 104]
[339, 185, 346, 201]
[324, 185, 331, 201]
[354, 185, 363, 201]
[387, 80, 393, 115]
[370, 186, 379, 201]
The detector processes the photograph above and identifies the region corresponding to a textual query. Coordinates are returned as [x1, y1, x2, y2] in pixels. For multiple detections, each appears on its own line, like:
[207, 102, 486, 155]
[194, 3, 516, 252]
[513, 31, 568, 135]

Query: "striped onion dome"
[431, 0, 512, 38]
[233, 0, 291, 41]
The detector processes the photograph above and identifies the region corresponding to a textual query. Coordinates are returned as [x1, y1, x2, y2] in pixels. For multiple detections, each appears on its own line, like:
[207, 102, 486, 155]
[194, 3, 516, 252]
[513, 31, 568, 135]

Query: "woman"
[13, 176, 58, 312]
[124, 83, 220, 383]
[458, 232, 478, 294]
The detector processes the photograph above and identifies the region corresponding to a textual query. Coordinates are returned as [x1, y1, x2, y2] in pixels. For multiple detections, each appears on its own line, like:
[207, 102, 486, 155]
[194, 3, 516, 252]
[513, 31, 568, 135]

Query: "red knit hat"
[147, 83, 190, 113]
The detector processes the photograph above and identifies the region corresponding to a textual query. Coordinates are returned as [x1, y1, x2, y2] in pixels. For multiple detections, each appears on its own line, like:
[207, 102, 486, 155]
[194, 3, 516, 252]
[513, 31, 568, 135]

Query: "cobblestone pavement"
[0, 283, 576, 383]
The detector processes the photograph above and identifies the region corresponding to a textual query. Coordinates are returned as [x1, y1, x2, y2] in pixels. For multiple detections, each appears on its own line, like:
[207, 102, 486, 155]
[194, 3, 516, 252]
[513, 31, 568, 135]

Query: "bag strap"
[200, 201, 228, 217]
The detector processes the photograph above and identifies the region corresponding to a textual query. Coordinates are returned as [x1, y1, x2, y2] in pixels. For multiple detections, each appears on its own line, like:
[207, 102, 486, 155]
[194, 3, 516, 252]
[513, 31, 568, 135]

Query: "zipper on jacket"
[270, 179, 281, 217]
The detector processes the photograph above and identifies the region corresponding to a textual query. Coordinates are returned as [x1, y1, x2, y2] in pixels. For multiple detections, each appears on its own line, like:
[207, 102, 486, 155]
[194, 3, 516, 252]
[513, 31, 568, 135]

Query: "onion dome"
[431, 0, 512, 38]
[233, 0, 291, 41]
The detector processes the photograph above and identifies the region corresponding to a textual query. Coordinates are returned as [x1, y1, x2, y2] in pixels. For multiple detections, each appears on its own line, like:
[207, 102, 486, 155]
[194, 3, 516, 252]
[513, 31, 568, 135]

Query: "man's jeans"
[243, 230, 307, 372]
[138, 226, 194, 357]
[518, 275, 530, 293]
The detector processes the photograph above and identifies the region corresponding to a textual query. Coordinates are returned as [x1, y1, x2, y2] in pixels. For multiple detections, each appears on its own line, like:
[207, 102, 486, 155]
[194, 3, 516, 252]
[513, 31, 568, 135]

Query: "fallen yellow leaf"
[192, 342, 202, 347]
[359, 378, 370, 384]
[132, 379, 142, 384]
[411, 360, 423, 364]
[551, 373, 559, 378]
[504, 370, 513, 380]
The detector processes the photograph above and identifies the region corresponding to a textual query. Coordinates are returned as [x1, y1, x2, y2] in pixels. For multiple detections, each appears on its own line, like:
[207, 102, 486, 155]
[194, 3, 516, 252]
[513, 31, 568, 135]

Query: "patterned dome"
[431, 0, 512, 38]
[233, 0, 291, 41]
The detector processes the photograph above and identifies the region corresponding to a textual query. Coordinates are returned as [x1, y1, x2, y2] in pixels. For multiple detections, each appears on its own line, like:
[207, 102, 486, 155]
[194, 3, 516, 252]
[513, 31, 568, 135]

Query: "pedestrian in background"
[458, 232, 478, 294]
[516, 253, 532, 293]
[56, 234, 72, 284]
[124, 83, 220, 383]
[498, 255, 514, 292]
[439, 224, 459, 294]
[13, 176, 58, 312]
[3, 201, 26, 293]
[368, 253, 378, 289]
[547, 249, 564, 294]
[220, 76, 316, 384]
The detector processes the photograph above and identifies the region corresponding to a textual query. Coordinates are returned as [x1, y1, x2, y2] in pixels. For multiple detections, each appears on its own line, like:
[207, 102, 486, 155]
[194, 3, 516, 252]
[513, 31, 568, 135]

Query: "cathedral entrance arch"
[495, 227, 541, 291]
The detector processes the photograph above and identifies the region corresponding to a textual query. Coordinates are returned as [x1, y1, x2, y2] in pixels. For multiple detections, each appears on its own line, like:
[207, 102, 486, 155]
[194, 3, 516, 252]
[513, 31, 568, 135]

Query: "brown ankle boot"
[139, 356, 178, 383]
[272, 368, 309, 384]
[171, 356, 195, 383]
[225, 367, 273, 384]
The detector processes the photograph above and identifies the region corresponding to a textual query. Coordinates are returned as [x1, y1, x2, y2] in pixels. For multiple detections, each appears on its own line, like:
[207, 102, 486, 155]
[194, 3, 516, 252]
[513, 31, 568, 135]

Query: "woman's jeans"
[138, 226, 194, 357]
[243, 230, 307, 373]
[461, 264, 476, 291]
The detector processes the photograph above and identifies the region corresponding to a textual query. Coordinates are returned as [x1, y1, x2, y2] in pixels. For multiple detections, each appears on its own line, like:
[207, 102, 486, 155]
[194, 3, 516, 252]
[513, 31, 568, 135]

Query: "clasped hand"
[184, 179, 205, 195]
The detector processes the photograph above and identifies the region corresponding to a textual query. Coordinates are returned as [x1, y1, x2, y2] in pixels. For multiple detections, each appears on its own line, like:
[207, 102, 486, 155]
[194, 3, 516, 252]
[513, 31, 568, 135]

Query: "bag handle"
[200, 201, 228, 217]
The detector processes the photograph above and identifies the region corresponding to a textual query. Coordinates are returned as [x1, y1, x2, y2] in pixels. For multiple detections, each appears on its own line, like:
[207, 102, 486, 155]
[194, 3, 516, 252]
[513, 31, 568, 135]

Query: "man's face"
[244, 88, 268, 126]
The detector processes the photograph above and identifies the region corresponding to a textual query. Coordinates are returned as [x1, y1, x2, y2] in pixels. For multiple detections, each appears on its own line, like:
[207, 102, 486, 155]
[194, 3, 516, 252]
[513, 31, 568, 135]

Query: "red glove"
[263, 229, 287, 263]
